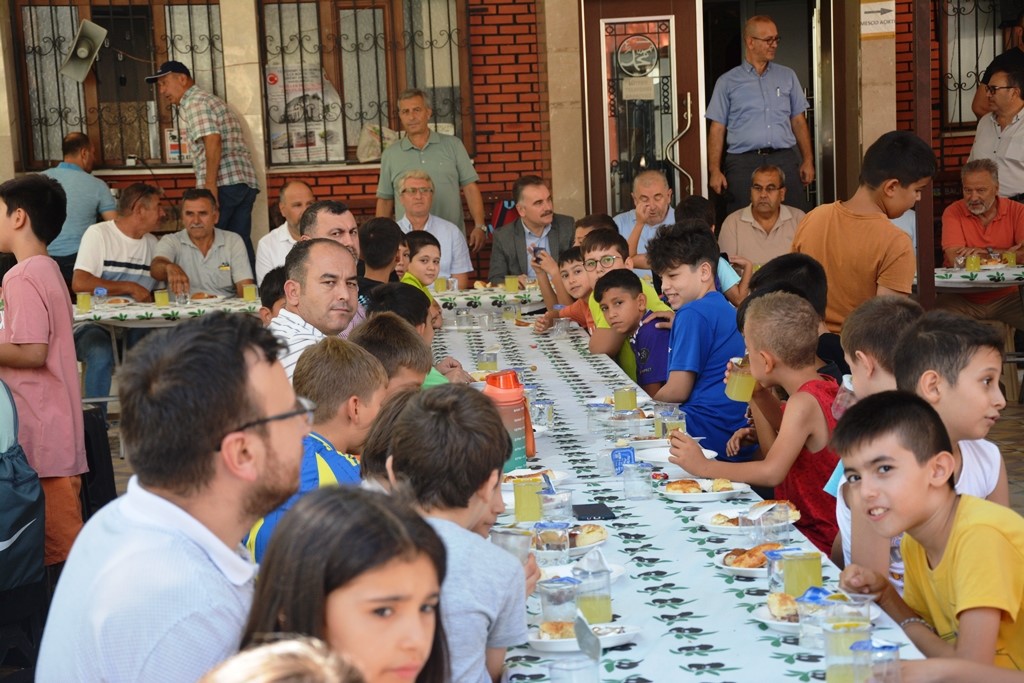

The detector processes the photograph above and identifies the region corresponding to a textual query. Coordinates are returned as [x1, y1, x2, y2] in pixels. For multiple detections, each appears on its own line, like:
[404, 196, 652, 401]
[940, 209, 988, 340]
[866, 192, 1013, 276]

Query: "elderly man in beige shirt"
[717, 164, 805, 267]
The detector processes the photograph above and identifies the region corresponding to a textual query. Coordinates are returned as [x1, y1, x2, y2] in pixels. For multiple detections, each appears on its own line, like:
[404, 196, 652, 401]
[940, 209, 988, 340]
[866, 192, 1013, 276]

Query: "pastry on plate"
[723, 542, 781, 568]
[569, 523, 608, 548]
[767, 592, 798, 622]
[502, 469, 552, 484]
[191, 291, 217, 300]
[665, 479, 702, 494]
[751, 499, 801, 522]
[538, 621, 575, 640]
[711, 478, 734, 492]
[710, 512, 740, 527]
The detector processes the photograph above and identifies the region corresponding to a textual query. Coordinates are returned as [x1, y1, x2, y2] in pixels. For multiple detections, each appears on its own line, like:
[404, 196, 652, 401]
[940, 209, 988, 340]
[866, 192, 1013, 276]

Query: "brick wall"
[97, 0, 550, 281]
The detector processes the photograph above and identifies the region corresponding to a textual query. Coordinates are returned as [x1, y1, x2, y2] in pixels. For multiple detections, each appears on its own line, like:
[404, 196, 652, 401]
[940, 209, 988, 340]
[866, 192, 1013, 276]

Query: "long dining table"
[433, 320, 922, 682]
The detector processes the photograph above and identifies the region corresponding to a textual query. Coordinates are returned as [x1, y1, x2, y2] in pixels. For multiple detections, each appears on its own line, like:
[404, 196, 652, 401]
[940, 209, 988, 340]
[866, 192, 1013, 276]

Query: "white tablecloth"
[433, 323, 922, 682]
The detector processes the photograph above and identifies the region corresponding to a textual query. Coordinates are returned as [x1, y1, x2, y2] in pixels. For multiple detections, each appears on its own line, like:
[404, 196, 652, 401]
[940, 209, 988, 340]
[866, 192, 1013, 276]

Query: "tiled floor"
[108, 404, 1024, 516]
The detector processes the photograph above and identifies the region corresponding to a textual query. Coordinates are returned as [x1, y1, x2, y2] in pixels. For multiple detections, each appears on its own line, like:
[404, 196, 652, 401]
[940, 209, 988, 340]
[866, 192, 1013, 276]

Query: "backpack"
[0, 378, 45, 592]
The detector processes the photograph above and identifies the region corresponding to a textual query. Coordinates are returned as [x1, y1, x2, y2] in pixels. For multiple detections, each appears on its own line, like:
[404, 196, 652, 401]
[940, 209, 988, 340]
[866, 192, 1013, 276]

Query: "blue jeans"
[217, 183, 259, 268]
[74, 325, 150, 414]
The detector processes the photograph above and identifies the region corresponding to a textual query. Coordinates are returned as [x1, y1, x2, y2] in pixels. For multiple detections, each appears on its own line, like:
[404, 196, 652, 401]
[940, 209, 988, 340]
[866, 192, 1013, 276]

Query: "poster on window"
[265, 65, 346, 163]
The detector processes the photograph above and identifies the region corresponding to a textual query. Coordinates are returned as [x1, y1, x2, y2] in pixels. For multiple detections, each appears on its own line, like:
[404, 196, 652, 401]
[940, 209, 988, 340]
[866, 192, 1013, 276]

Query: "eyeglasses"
[583, 255, 623, 271]
[401, 187, 434, 195]
[228, 396, 316, 436]
[986, 84, 1016, 95]
[752, 35, 781, 45]
[751, 184, 780, 193]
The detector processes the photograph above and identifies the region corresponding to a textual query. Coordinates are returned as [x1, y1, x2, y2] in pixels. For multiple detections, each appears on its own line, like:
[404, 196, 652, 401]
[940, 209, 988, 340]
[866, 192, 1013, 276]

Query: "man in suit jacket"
[488, 175, 575, 284]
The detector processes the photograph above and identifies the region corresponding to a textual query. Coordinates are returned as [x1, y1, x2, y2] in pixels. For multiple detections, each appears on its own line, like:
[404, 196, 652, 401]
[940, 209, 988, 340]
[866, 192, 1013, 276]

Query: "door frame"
[579, 0, 709, 215]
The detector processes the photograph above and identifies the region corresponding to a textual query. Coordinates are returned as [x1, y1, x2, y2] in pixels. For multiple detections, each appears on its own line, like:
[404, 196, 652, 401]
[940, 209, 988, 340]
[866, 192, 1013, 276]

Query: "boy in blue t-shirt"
[594, 268, 669, 396]
[646, 220, 751, 460]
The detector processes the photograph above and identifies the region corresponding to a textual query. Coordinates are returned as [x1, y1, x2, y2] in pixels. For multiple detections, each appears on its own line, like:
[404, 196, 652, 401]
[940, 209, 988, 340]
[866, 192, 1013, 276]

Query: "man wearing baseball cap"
[147, 61, 260, 266]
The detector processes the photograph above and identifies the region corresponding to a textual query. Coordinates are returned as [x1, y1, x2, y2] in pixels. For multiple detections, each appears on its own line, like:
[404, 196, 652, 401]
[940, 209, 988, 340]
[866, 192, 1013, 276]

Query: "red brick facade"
[96, 0, 550, 281]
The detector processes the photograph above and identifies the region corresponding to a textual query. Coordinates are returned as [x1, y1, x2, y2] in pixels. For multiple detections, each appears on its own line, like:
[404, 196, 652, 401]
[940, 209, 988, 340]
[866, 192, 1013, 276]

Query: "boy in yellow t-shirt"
[580, 229, 669, 381]
[837, 391, 1024, 670]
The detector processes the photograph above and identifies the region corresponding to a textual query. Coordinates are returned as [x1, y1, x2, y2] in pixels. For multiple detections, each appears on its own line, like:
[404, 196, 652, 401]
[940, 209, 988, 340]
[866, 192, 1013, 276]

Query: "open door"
[582, 1, 703, 215]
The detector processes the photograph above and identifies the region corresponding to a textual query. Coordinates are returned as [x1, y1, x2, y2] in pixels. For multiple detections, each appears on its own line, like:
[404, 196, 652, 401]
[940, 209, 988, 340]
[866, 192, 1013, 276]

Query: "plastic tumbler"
[489, 527, 533, 564]
[725, 356, 756, 402]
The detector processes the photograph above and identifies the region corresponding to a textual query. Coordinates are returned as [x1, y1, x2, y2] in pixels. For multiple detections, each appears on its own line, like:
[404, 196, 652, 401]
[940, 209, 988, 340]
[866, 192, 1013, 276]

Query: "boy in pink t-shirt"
[0, 174, 87, 567]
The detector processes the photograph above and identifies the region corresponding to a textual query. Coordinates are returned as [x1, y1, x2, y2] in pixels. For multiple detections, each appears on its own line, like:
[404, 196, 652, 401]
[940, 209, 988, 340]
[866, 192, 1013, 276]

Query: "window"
[939, 0, 1003, 130]
[260, 0, 471, 165]
[14, 0, 223, 169]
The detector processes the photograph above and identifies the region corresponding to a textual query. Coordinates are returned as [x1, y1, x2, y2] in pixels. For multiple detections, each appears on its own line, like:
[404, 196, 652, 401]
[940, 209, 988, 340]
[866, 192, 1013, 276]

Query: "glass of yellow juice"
[576, 593, 613, 624]
[504, 275, 519, 292]
[823, 621, 872, 683]
[434, 277, 448, 293]
[1004, 250, 1017, 267]
[76, 292, 92, 314]
[725, 356, 757, 402]
[154, 289, 170, 308]
[965, 253, 982, 272]
[242, 283, 258, 302]
[783, 551, 823, 598]
[613, 385, 637, 411]
[513, 479, 543, 522]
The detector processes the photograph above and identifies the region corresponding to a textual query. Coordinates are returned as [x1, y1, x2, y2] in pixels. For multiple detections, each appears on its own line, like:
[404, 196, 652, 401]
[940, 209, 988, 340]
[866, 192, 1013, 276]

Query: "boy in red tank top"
[668, 290, 839, 552]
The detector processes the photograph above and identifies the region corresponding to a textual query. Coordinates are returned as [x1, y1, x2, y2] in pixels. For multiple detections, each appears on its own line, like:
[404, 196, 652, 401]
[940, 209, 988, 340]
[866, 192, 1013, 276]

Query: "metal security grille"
[938, 0, 1003, 130]
[260, 0, 472, 166]
[13, 0, 224, 169]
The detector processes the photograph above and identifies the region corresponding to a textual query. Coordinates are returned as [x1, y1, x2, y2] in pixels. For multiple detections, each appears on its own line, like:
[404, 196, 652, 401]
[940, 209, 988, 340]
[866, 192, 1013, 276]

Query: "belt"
[742, 147, 786, 155]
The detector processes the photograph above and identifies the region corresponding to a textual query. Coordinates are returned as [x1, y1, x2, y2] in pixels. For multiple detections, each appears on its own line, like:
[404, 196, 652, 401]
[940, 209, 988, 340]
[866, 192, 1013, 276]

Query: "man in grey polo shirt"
[151, 188, 254, 298]
[42, 132, 117, 287]
[37, 313, 308, 683]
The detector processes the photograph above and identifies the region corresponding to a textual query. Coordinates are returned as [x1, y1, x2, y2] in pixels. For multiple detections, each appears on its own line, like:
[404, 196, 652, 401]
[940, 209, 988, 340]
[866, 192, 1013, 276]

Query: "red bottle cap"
[486, 369, 521, 389]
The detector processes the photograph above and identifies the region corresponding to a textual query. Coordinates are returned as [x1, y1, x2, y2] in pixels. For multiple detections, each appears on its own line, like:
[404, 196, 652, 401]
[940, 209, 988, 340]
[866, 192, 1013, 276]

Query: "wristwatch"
[476, 223, 493, 234]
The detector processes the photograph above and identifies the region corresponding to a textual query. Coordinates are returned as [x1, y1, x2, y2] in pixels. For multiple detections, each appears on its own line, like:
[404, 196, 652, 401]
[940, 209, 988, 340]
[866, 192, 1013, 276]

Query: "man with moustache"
[488, 175, 574, 284]
[706, 15, 814, 215]
[937, 158, 1024, 332]
[37, 313, 309, 682]
[255, 179, 315, 284]
[268, 238, 359, 379]
[150, 188, 254, 298]
[717, 164, 806, 267]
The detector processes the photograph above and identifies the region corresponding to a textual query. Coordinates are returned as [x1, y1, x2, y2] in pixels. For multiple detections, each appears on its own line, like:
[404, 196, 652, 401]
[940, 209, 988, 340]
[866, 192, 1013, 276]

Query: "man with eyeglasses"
[37, 312, 309, 682]
[488, 174, 575, 285]
[969, 68, 1024, 201]
[707, 15, 814, 215]
[396, 169, 473, 288]
[971, 12, 1024, 119]
[718, 164, 806, 267]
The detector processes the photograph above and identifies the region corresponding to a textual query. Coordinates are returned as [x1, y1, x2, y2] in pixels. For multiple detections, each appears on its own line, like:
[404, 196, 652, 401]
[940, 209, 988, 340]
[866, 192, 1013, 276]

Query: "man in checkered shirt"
[147, 61, 260, 266]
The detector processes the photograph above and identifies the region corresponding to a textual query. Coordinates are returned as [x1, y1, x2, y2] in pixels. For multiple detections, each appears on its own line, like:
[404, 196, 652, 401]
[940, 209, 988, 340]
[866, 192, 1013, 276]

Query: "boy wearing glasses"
[581, 229, 670, 382]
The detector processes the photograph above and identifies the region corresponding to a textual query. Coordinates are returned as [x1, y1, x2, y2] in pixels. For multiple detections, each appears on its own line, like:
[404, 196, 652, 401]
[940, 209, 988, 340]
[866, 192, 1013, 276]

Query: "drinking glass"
[504, 275, 520, 292]
[965, 253, 982, 272]
[823, 622, 872, 683]
[533, 522, 571, 567]
[242, 283, 259, 302]
[612, 385, 637, 411]
[549, 656, 600, 683]
[489, 528, 533, 564]
[622, 462, 654, 500]
[539, 490, 573, 521]
[783, 551, 823, 597]
[446, 277, 459, 292]
[725, 356, 756, 402]
[154, 289, 170, 308]
[513, 479, 543, 522]
[76, 292, 92, 314]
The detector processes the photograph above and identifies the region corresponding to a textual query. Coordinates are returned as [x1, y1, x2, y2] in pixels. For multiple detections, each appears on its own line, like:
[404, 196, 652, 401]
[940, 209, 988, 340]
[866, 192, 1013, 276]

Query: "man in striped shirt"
[72, 182, 163, 403]
[267, 238, 359, 380]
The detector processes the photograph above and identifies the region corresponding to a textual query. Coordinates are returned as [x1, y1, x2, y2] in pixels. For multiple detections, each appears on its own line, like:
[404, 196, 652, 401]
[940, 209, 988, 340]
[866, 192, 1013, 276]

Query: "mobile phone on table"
[572, 503, 617, 520]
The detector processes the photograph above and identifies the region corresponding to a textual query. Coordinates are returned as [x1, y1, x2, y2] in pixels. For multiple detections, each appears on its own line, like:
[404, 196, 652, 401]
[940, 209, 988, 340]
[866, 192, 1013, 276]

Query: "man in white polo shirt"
[37, 312, 308, 682]
[151, 188, 254, 298]
[396, 169, 473, 288]
[255, 179, 315, 283]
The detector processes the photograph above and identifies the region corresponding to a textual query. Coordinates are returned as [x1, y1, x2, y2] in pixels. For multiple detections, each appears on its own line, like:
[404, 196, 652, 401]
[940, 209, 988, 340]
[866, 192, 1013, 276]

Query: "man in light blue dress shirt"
[37, 314, 309, 683]
[706, 15, 814, 215]
[613, 169, 675, 279]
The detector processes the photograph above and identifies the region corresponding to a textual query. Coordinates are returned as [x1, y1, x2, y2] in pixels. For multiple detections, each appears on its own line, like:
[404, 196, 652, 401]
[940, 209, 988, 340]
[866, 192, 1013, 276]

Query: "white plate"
[188, 292, 222, 302]
[694, 509, 791, 536]
[627, 437, 669, 450]
[752, 605, 801, 634]
[540, 562, 626, 583]
[661, 479, 753, 502]
[636, 446, 718, 464]
[569, 537, 607, 558]
[528, 624, 640, 652]
[102, 298, 133, 307]
[501, 469, 569, 490]
[717, 552, 768, 578]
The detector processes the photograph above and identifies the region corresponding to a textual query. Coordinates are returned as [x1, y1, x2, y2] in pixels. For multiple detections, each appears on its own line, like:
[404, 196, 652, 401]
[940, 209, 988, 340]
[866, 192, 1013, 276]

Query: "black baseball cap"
[145, 61, 191, 83]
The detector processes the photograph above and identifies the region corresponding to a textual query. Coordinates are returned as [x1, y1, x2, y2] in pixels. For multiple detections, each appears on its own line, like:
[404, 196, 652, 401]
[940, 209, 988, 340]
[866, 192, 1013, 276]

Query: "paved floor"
[108, 404, 1024, 516]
